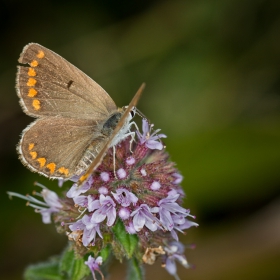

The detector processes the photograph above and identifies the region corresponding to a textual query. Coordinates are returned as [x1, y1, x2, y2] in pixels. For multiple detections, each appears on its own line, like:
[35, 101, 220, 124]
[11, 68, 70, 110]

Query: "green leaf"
[24, 247, 91, 280]
[59, 247, 90, 280]
[112, 219, 139, 258]
[100, 244, 111, 262]
[126, 257, 144, 280]
[24, 256, 61, 280]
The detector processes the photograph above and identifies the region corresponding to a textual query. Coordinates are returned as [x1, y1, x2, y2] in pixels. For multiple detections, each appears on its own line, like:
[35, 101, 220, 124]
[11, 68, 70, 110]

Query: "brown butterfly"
[16, 43, 144, 185]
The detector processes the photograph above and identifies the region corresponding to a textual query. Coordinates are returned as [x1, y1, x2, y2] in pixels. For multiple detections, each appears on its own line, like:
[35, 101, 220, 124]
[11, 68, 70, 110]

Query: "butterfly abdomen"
[74, 136, 106, 176]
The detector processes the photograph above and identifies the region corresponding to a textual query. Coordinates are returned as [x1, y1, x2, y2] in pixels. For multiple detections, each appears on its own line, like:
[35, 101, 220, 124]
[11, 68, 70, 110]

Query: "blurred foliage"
[1, 0, 280, 279]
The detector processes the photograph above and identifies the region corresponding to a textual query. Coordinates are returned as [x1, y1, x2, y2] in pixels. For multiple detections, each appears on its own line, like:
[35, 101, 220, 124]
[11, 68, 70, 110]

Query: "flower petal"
[106, 207, 116, 226]
[146, 140, 164, 150]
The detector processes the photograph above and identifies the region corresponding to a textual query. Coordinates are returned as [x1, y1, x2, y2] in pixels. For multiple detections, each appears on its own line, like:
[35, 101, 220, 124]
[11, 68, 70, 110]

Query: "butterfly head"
[123, 105, 136, 120]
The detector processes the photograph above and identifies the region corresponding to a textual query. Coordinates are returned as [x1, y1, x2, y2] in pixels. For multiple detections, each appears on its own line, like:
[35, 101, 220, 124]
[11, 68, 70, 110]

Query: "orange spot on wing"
[46, 162, 56, 174]
[37, 50, 45, 59]
[30, 151, 37, 159]
[32, 99, 41, 110]
[58, 167, 69, 176]
[27, 78, 36, 87]
[37, 158, 46, 167]
[30, 60, 38, 67]
[28, 68, 36, 76]
[28, 88, 37, 97]
[28, 143, 34, 150]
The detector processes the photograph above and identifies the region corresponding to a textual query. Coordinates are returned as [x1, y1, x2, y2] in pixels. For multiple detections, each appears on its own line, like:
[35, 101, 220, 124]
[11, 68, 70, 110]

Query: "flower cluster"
[8, 119, 198, 280]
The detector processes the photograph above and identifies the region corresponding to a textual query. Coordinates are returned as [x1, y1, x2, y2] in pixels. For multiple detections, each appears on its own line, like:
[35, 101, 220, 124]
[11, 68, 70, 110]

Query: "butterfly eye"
[129, 107, 136, 118]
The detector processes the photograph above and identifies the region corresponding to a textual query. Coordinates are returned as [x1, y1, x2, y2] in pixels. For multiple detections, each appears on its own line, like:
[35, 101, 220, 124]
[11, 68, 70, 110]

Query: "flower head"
[9, 119, 197, 280]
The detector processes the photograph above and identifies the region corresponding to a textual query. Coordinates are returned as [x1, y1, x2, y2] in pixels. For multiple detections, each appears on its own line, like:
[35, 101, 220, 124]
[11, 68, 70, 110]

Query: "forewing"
[16, 43, 117, 119]
[18, 117, 102, 179]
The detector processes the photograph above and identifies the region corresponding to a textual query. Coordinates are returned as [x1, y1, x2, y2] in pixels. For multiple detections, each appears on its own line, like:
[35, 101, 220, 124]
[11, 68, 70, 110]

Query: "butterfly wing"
[18, 117, 105, 179]
[16, 43, 117, 119]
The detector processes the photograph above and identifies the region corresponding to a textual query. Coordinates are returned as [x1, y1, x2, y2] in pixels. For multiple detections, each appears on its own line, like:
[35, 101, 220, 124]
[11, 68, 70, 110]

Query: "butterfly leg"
[129, 121, 139, 131]
[127, 121, 139, 153]
[113, 130, 136, 178]
[125, 131, 136, 153]
[121, 131, 136, 153]
[112, 145, 118, 178]
[129, 132, 135, 153]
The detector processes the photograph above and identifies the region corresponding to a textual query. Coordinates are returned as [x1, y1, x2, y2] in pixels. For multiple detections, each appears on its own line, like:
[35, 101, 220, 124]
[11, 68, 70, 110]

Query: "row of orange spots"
[26, 49, 45, 111]
[27, 142, 69, 176]
[28, 143, 37, 159]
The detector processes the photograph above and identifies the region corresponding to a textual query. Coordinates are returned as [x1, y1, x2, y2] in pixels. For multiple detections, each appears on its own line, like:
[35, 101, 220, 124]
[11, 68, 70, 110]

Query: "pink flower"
[91, 195, 117, 226]
[131, 204, 161, 232]
[136, 118, 166, 150]
[85, 255, 103, 280]
[112, 188, 138, 207]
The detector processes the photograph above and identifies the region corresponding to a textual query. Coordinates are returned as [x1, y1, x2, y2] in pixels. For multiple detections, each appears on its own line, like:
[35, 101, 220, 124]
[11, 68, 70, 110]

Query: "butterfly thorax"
[101, 111, 123, 137]
[108, 107, 135, 148]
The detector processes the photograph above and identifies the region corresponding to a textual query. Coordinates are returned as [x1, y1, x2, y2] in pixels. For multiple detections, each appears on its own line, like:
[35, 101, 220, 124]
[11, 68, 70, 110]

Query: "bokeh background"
[1, 0, 280, 279]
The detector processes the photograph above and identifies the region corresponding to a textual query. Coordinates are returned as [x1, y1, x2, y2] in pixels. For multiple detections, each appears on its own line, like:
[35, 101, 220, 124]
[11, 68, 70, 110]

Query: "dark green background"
[1, 0, 280, 279]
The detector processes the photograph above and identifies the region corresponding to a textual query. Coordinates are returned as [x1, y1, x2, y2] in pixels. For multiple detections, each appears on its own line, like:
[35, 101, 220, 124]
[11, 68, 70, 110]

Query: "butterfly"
[16, 43, 144, 185]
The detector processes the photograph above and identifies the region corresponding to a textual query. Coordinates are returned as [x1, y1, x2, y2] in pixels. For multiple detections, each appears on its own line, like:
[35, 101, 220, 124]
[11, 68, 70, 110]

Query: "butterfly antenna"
[135, 107, 147, 119]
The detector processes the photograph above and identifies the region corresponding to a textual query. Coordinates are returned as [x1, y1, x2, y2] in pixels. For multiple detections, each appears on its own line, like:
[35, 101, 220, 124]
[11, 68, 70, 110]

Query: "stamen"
[34, 182, 47, 189]
[31, 204, 48, 210]
[32, 191, 43, 198]
[7, 192, 47, 206]
[76, 208, 87, 220]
